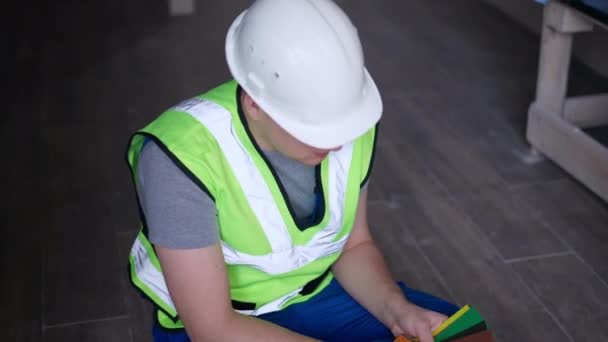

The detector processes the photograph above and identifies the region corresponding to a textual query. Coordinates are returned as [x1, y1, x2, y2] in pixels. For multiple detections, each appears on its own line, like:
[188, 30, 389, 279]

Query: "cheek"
[270, 124, 309, 156]
[283, 135, 310, 157]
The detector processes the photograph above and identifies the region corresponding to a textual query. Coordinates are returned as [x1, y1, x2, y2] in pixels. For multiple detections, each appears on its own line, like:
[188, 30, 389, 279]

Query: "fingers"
[430, 313, 448, 331]
[397, 305, 446, 342]
[409, 318, 434, 342]
[417, 327, 433, 342]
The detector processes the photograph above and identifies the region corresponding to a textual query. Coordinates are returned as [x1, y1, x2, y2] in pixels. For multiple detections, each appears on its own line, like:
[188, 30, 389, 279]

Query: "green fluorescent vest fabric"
[127, 80, 377, 329]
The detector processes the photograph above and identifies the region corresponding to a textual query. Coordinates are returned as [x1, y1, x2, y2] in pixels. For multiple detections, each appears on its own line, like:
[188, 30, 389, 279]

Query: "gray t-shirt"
[137, 140, 368, 249]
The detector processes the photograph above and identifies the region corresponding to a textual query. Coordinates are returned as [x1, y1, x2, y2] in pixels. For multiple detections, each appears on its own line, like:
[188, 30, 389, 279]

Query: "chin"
[300, 159, 320, 166]
[306, 155, 326, 166]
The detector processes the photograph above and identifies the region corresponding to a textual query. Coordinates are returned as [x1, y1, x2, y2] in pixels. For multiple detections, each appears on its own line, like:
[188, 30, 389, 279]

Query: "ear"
[241, 91, 264, 121]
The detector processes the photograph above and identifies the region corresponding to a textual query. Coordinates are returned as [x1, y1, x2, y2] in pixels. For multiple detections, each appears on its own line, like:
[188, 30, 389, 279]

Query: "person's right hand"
[388, 302, 447, 342]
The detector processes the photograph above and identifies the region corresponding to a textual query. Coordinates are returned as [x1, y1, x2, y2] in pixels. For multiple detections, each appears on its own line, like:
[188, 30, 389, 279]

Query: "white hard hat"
[225, 0, 382, 149]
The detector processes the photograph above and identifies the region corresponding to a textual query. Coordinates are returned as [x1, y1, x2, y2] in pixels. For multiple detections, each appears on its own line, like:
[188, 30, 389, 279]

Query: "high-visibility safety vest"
[126, 80, 377, 329]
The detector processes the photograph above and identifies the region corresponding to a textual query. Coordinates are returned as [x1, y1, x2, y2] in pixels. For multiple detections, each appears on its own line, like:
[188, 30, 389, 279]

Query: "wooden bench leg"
[534, 3, 576, 115]
[526, 2, 607, 202]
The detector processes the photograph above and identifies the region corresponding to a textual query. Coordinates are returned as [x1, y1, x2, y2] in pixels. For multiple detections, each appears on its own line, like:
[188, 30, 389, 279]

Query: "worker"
[126, 0, 459, 341]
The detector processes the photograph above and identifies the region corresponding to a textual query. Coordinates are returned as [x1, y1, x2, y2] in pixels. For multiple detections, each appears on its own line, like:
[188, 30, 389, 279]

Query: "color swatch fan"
[394, 305, 495, 342]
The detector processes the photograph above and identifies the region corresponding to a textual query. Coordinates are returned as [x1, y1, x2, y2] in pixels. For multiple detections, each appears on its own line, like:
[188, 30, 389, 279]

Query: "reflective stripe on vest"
[130, 234, 176, 314]
[175, 98, 354, 274]
[132, 231, 330, 318]
[236, 287, 302, 316]
[131, 232, 299, 316]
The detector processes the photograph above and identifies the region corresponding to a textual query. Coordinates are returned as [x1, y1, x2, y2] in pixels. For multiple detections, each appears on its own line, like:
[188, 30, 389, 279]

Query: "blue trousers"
[153, 279, 459, 342]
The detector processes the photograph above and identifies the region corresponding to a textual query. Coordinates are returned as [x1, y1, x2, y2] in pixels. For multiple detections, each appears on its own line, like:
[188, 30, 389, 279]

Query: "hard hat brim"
[262, 69, 382, 149]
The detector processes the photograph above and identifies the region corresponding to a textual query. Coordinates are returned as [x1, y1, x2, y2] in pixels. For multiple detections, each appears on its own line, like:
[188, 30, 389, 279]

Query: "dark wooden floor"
[5, 1, 608, 341]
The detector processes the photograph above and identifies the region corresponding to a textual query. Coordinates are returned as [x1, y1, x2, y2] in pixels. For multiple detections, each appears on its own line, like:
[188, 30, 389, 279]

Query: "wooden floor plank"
[368, 202, 454, 302]
[453, 186, 569, 260]
[42, 227, 126, 325]
[513, 255, 608, 341]
[384, 93, 507, 197]
[511, 179, 608, 283]
[41, 126, 126, 324]
[372, 94, 569, 261]
[44, 317, 132, 342]
[3, 214, 42, 342]
[2, 124, 43, 341]
[3, 55, 44, 342]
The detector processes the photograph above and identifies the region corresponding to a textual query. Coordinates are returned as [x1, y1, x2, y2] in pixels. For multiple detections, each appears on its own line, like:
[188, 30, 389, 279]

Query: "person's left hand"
[387, 302, 448, 342]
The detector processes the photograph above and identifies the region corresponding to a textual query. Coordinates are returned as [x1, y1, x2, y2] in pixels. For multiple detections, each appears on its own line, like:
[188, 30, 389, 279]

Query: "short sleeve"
[136, 140, 219, 249]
